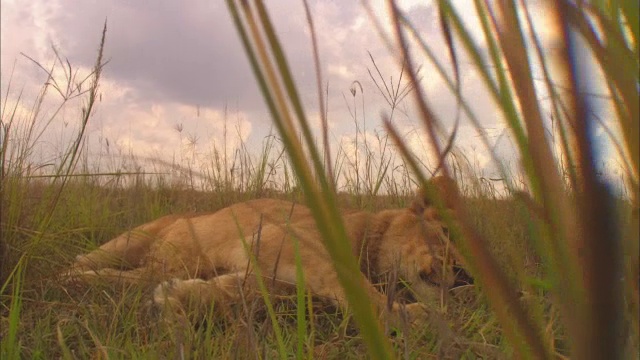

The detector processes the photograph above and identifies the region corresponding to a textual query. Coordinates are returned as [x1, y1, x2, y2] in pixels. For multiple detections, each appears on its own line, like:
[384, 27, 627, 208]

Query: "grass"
[1, 174, 556, 359]
[2, 1, 638, 359]
[0, 73, 546, 357]
[228, 1, 638, 358]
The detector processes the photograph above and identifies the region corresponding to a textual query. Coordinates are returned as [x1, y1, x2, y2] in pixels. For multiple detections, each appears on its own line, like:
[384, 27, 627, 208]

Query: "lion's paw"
[385, 302, 429, 330]
[403, 302, 429, 324]
[153, 278, 223, 326]
[153, 278, 208, 305]
[153, 278, 178, 306]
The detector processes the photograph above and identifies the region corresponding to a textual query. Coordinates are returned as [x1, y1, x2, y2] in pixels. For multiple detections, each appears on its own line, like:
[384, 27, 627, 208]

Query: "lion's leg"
[63, 266, 176, 286]
[70, 230, 157, 272]
[305, 271, 427, 327]
[69, 215, 181, 274]
[153, 270, 427, 327]
[153, 272, 259, 323]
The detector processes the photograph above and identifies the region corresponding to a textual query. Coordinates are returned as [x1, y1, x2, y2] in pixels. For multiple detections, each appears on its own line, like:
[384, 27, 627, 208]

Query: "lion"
[64, 176, 467, 326]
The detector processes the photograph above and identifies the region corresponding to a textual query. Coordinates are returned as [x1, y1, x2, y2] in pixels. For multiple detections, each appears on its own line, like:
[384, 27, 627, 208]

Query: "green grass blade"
[226, 1, 393, 358]
[232, 214, 287, 359]
[1, 263, 23, 359]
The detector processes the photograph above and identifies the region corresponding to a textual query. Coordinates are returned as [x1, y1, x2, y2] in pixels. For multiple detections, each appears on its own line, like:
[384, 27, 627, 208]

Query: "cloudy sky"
[1, 1, 622, 190]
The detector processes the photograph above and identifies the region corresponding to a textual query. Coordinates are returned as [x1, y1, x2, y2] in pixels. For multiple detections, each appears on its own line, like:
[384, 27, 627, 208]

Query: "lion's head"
[373, 176, 471, 303]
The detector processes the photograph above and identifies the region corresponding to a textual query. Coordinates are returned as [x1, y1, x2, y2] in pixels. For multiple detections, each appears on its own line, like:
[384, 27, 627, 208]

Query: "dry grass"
[2, 174, 571, 359]
[2, 1, 638, 359]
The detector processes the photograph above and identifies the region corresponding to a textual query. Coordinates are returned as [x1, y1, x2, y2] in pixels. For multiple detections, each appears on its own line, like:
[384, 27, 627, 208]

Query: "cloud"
[43, 1, 263, 110]
[0, 1, 509, 176]
[5, 0, 622, 191]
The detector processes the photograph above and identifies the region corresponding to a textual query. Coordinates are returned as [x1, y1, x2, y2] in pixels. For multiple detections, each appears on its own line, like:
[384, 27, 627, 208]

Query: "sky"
[0, 1, 625, 192]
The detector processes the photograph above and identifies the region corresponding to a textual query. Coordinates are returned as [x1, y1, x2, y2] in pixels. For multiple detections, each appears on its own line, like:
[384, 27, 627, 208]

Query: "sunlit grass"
[1, 1, 637, 359]
[228, 0, 638, 359]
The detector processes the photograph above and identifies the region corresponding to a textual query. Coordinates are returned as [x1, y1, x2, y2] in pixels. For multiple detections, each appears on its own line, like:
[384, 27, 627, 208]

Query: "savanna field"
[2, 1, 638, 359]
[0, 171, 574, 358]
[0, 150, 636, 359]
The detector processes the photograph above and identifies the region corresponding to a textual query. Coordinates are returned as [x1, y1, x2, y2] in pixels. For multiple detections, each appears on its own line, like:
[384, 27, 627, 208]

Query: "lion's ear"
[411, 176, 460, 215]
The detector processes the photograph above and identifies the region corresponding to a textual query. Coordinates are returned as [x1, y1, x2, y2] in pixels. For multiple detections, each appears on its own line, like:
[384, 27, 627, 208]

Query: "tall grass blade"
[0, 264, 23, 359]
[233, 215, 287, 359]
[226, 1, 393, 358]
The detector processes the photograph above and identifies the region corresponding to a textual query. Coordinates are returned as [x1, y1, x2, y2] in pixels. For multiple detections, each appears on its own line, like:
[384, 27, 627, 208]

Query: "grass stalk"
[226, 1, 393, 358]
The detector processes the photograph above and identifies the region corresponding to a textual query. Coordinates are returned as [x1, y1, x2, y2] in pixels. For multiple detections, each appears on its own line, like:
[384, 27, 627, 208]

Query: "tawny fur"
[65, 177, 461, 325]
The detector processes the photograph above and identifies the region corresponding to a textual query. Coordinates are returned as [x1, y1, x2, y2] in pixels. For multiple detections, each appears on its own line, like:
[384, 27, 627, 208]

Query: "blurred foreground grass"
[1, 1, 638, 358]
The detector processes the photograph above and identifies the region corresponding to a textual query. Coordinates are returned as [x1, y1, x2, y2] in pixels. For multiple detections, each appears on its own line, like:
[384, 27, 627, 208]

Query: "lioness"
[65, 177, 464, 325]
